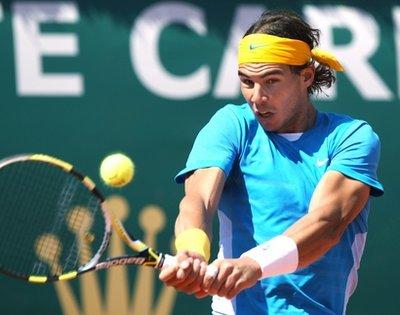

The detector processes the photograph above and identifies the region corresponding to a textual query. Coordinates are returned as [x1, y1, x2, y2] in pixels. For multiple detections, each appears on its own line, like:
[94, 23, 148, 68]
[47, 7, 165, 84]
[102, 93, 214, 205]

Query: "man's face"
[238, 63, 314, 133]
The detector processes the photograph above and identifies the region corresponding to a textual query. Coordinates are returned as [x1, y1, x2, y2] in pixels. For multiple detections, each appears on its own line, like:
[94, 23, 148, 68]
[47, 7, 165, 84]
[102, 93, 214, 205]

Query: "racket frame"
[0, 154, 173, 284]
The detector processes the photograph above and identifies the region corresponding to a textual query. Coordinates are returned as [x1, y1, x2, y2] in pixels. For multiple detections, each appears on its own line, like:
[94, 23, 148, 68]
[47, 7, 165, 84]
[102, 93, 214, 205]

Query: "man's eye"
[266, 79, 278, 84]
[241, 79, 253, 86]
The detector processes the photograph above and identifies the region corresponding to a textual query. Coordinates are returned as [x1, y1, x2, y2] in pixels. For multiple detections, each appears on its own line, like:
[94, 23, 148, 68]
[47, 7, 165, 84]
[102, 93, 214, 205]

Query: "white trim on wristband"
[240, 235, 299, 279]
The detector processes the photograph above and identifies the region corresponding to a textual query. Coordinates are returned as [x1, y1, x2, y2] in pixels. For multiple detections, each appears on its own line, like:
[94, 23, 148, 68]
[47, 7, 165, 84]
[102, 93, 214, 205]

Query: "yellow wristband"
[175, 228, 211, 262]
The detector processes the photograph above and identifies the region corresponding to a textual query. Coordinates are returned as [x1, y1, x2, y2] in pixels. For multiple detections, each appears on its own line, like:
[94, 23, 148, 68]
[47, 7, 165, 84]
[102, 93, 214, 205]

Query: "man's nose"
[250, 84, 268, 112]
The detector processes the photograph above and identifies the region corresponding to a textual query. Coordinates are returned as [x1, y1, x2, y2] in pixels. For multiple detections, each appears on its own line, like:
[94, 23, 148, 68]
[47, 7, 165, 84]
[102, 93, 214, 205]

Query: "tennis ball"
[100, 153, 135, 187]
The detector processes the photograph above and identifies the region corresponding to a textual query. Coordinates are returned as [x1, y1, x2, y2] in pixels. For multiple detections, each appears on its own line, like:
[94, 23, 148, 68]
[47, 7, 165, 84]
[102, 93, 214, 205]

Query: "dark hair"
[244, 10, 335, 95]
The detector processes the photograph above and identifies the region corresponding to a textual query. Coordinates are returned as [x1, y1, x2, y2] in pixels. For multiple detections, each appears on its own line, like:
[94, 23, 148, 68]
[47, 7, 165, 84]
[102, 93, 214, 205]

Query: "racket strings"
[64, 198, 99, 268]
[0, 162, 61, 274]
[52, 176, 83, 272]
[0, 162, 54, 274]
[30, 164, 75, 273]
[0, 160, 105, 279]
[28, 175, 76, 275]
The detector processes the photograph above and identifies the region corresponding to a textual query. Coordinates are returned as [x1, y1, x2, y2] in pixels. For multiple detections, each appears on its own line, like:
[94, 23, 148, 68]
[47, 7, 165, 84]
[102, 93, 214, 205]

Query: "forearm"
[175, 167, 225, 236]
[283, 208, 345, 269]
[284, 172, 370, 269]
[242, 171, 370, 278]
[175, 194, 213, 238]
[173, 167, 225, 261]
[242, 207, 354, 279]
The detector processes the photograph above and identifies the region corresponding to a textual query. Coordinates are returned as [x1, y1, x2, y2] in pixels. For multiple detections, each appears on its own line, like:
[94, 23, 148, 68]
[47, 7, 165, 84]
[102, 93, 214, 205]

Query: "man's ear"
[301, 66, 315, 88]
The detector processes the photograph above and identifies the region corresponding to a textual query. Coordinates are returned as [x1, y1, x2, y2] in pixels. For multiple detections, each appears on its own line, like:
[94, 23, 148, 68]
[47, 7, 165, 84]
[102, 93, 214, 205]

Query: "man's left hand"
[201, 257, 262, 299]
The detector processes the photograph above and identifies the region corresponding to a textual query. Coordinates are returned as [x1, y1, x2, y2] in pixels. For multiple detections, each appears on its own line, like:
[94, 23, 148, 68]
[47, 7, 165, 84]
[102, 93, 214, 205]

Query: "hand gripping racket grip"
[159, 254, 176, 269]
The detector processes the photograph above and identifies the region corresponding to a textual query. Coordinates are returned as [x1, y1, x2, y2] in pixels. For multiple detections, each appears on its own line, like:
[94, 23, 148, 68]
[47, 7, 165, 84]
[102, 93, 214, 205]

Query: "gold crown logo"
[52, 194, 177, 315]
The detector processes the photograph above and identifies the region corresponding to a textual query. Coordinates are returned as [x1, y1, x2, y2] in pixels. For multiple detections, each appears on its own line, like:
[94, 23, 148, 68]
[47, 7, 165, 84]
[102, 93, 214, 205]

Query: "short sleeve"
[327, 121, 384, 196]
[175, 105, 242, 183]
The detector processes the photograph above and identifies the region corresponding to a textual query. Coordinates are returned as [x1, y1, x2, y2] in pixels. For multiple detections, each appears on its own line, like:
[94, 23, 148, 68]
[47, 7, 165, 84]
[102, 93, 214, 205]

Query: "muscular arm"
[203, 170, 371, 298]
[159, 167, 225, 296]
[284, 170, 371, 268]
[175, 167, 226, 239]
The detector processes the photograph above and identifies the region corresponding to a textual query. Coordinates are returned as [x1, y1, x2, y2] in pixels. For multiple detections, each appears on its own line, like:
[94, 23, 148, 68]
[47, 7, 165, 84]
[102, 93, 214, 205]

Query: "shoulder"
[320, 111, 362, 128]
[194, 103, 253, 145]
[321, 113, 380, 155]
[320, 111, 379, 144]
[213, 103, 254, 121]
[208, 103, 256, 133]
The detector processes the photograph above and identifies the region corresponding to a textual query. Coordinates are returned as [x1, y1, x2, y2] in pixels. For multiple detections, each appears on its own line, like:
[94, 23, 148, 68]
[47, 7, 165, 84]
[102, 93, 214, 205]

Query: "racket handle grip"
[160, 254, 176, 269]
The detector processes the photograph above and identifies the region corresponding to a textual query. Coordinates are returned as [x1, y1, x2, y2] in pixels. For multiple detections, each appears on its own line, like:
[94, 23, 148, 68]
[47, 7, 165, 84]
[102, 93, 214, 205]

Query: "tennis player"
[159, 10, 384, 315]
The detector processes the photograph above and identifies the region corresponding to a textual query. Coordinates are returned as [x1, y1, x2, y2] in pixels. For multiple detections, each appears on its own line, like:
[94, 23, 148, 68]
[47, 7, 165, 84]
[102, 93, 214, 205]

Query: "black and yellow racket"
[0, 154, 175, 284]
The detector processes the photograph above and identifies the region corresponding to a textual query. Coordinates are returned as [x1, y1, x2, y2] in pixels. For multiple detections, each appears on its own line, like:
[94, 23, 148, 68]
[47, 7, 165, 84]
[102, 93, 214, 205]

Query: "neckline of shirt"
[278, 133, 303, 141]
[272, 110, 322, 143]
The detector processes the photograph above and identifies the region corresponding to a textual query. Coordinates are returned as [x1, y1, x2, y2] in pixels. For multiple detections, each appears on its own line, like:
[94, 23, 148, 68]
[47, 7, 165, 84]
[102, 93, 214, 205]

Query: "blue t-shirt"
[175, 104, 383, 315]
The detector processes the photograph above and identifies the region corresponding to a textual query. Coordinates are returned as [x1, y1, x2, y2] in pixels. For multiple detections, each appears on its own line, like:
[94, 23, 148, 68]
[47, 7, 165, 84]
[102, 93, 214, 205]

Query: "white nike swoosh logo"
[249, 43, 269, 50]
[316, 158, 329, 167]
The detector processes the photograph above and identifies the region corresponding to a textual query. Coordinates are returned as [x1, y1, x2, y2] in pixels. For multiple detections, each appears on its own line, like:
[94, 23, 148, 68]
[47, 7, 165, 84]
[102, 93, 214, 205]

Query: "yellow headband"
[238, 34, 344, 71]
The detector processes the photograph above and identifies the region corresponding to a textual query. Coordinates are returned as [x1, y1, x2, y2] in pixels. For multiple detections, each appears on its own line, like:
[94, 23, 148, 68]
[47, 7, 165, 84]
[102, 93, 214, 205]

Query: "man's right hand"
[159, 251, 209, 297]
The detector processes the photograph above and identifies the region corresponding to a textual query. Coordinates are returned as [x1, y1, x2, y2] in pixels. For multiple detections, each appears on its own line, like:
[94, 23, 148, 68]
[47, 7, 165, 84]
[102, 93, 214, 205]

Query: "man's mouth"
[258, 112, 273, 118]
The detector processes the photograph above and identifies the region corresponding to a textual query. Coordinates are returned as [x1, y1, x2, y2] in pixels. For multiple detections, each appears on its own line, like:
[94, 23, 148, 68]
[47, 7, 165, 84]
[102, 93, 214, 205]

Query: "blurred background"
[0, 0, 398, 314]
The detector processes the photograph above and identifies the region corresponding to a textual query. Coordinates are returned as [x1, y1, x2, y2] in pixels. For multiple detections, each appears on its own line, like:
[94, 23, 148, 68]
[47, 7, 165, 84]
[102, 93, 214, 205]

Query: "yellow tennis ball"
[100, 153, 135, 187]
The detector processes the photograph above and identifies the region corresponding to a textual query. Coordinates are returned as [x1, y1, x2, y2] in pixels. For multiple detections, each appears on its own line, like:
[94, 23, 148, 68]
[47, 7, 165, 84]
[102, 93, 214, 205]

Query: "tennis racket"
[0, 153, 175, 284]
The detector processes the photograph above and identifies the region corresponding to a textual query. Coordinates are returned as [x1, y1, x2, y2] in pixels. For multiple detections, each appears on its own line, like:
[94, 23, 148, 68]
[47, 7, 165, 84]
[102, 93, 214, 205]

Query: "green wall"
[0, 1, 399, 314]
